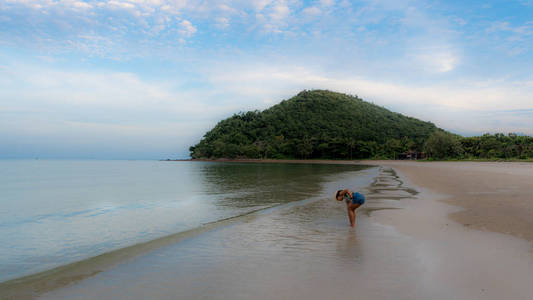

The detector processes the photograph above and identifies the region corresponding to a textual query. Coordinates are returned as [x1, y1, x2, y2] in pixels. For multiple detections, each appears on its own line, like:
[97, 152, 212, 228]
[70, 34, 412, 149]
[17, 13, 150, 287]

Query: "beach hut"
[398, 151, 426, 160]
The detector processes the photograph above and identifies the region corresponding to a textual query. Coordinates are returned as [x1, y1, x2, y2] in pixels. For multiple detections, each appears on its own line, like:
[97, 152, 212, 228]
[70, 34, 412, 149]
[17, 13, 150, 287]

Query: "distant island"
[189, 90, 533, 160]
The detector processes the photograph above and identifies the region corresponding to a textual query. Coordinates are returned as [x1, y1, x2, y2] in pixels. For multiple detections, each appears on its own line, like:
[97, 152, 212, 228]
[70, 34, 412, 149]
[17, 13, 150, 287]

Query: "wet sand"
[362, 161, 533, 242]
[37, 164, 533, 300]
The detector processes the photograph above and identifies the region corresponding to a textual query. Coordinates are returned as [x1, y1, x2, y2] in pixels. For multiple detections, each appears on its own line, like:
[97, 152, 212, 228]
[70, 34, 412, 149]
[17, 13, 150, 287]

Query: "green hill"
[190, 90, 439, 159]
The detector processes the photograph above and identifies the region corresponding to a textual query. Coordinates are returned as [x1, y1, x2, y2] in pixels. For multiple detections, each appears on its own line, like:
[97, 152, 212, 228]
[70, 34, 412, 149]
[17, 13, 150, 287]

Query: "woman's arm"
[344, 189, 353, 198]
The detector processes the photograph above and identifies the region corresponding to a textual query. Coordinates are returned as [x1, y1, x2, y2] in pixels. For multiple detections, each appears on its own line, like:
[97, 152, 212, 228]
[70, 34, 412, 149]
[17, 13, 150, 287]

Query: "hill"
[189, 90, 439, 159]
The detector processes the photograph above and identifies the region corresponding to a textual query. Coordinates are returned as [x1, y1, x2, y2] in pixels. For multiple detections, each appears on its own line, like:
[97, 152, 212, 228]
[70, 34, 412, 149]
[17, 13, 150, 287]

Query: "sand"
[3, 160, 533, 299]
[361, 161, 533, 242]
[36, 162, 533, 300]
[218, 159, 533, 242]
[197, 159, 533, 242]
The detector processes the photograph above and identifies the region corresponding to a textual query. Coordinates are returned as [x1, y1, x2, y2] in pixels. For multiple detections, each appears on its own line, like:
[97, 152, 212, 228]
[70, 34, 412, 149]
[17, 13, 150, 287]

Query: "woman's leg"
[347, 203, 361, 227]
[351, 203, 361, 210]
[347, 207, 355, 227]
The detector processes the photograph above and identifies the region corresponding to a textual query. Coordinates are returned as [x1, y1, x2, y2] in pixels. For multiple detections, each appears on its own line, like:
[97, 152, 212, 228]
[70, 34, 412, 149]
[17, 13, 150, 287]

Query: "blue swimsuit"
[344, 192, 365, 205]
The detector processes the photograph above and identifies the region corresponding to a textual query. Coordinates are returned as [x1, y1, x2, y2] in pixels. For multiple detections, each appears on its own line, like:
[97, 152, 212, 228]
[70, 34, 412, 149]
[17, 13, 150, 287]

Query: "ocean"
[0, 160, 373, 283]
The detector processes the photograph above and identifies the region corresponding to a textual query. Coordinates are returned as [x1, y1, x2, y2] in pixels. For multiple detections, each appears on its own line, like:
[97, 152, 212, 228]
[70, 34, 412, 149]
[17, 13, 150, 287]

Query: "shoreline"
[0, 163, 375, 299]
[177, 159, 533, 243]
[39, 163, 533, 300]
[3, 160, 532, 299]
[363, 160, 533, 242]
[0, 209, 258, 299]
[173, 158, 364, 165]
[166, 158, 533, 163]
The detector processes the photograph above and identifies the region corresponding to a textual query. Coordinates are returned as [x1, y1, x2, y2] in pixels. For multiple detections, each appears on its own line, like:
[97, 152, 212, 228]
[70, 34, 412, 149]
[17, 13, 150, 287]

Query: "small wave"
[0, 201, 294, 299]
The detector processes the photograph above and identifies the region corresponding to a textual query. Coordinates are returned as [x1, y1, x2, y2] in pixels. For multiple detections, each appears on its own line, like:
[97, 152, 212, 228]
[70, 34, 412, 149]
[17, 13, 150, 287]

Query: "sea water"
[0, 160, 370, 282]
[37, 164, 533, 300]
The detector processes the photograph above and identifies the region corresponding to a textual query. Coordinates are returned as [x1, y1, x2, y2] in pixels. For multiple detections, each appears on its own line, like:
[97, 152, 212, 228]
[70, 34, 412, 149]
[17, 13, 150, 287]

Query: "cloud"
[70, 1, 94, 10]
[254, 0, 291, 33]
[5, 0, 188, 13]
[2, 56, 533, 159]
[3, 0, 95, 11]
[320, 0, 335, 7]
[237, 0, 300, 33]
[0, 61, 247, 130]
[0, 61, 248, 158]
[302, 6, 321, 16]
[178, 20, 197, 37]
[269, 1, 290, 21]
[484, 20, 533, 55]
[106, 1, 136, 11]
[250, 0, 274, 11]
[215, 17, 230, 29]
[1, 0, 461, 60]
[487, 21, 533, 36]
[2, 0, 533, 158]
[413, 48, 459, 73]
[203, 61, 533, 134]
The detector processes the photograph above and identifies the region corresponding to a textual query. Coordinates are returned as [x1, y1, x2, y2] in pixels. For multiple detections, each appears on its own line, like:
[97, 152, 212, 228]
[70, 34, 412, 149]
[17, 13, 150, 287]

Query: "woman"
[335, 189, 365, 227]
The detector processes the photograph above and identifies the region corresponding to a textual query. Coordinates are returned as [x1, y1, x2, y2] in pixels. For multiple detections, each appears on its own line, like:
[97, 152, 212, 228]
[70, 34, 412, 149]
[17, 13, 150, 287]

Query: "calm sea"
[0, 160, 371, 282]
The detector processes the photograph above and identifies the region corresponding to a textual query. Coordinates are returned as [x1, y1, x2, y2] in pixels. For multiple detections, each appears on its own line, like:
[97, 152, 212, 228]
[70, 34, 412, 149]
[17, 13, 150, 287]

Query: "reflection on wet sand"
[198, 162, 365, 209]
[40, 166, 427, 300]
[39, 166, 533, 300]
[359, 167, 418, 216]
[0, 163, 373, 300]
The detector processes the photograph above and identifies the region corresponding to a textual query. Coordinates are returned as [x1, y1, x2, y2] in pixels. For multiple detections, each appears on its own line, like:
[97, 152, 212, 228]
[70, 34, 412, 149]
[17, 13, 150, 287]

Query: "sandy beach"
[2, 160, 533, 300]
[195, 158, 533, 242]
[362, 161, 533, 242]
[206, 159, 533, 242]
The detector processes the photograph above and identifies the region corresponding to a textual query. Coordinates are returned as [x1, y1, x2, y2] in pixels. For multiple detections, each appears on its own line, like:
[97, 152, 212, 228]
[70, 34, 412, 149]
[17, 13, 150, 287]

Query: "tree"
[424, 131, 463, 159]
[298, 136, 313, 159]
[346, 139, 356, 160]
[188, 90, 533, 160]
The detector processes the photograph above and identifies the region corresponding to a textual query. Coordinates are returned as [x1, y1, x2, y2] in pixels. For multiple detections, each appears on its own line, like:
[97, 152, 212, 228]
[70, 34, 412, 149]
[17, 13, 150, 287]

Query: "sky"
[1, 0, 533, 159]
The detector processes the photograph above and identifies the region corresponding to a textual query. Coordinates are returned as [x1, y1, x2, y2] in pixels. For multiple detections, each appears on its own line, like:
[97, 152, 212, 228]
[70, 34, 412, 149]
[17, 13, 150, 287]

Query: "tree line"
[189, 90, 533, 160]
[424, 131, 533, 160]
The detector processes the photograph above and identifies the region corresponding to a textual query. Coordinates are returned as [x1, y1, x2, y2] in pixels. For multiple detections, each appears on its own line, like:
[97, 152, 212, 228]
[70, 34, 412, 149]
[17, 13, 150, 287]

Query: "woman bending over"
[335, 189, 365, 227]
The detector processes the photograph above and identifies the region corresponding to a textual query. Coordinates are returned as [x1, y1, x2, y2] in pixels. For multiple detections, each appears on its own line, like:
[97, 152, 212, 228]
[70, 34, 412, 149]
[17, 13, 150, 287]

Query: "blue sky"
[1, 0, 533, 159]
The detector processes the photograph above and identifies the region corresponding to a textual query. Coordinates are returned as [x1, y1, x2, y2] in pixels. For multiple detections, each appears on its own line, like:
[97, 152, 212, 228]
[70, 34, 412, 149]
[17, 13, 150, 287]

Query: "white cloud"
[2, 55, 533, 159]
[269, 0, 289, 21]
[178, 19, 197, 37]
[485, 21, 533, 55]
[0, 62, 248, 157]
[250, 0, 274, 11]
[302, 6, 321, 16]
[203, 62, 533, 134]
[70, 1, 93, 10]
[0, 63, 225, 116]
[107, 1, 136, 10]
[3, 0, 533, 158]
[320, 0, 335, 7]
[250, 0, 292, 33]
[4, 0, 448, 51]
[4, 0, 94, 11]
[414, 49, 459, 73]
[489, 22, 533, 42]
[5, 0, 190, 15]
[215, 17, 230, 29]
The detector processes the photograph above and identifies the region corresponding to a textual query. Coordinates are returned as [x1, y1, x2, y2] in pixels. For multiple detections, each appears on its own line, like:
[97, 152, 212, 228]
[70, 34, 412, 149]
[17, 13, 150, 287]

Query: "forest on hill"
[189, 90, 533, 160]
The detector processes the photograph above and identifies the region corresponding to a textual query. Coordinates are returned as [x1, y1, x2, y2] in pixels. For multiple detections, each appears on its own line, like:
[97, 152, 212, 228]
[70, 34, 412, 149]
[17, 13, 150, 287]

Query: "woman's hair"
[335, 190, 342, 199]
